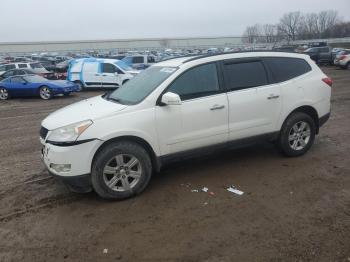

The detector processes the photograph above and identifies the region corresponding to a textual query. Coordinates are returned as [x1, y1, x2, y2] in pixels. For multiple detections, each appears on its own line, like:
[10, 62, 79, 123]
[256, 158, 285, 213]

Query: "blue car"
[0, 74, 80, 100]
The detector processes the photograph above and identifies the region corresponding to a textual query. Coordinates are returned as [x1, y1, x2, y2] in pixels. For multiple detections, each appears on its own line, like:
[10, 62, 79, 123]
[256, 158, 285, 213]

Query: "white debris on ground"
[227, 186, 244, 196]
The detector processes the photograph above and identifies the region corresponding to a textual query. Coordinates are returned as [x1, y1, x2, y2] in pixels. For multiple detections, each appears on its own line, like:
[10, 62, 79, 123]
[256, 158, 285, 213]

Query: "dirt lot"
[0, 67, 349, 262]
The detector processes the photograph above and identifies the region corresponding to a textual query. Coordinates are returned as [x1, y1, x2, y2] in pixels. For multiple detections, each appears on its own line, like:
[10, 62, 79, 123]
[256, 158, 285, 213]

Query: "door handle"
[267, 94, 280, 100]
[210, 105, 225, 110]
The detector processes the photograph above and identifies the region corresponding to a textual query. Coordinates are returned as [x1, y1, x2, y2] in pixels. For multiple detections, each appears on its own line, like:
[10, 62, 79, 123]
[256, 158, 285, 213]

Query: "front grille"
[40, 126, 49, 140]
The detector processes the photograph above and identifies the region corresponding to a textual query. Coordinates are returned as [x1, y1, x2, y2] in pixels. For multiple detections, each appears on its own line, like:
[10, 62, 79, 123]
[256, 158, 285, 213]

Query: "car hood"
[41, 95, 128, 130]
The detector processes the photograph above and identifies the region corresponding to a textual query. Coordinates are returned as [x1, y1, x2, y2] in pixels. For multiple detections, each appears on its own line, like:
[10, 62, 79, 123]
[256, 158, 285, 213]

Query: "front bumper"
[41, 139, 103, 177]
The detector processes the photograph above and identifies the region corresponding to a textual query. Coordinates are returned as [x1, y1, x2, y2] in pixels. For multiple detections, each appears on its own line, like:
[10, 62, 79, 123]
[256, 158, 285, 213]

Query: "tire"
[39, 86, 52, 100]
[346, 62, 350, 70]
[278, 112, 316, 157]
[74, 81, 83, 91]
[0, 87, 9, 100]
[64, 92, 71, 96]
[91, 141, 152, 200]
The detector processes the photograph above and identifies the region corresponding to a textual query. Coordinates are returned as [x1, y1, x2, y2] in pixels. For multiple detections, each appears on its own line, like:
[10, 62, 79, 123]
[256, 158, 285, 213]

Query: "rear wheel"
[39, 86, 52, 100]
[0, 87, 9, 100]
[91, 141, 152, 200]
[278, 112, 316, 157]
[74, 81, 83, 91]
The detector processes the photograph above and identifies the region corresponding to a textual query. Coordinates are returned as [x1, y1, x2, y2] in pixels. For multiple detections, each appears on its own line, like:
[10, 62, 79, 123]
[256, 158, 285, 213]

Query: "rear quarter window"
[263, 57, 312, 83]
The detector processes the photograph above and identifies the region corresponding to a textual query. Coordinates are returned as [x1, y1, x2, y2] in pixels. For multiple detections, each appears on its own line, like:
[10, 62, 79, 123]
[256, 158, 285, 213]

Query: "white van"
[67, 58, 139, 89]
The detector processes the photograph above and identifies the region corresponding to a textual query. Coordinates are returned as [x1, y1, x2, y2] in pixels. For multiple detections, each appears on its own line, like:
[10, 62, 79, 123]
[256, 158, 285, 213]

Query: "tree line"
[242, 10, 350, 44]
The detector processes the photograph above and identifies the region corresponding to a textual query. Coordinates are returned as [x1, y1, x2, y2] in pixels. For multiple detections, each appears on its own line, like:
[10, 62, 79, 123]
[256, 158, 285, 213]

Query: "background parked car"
[0, 74, 80, 100]
[67, 58, 139, 89]
[303, 46, 333, 64]
[334, 49, 350, 69]
[39, 60, 57, 72]
[122, 55, 156, 70]
[55, 59, 71, 72]
[0, 68, 55, 80]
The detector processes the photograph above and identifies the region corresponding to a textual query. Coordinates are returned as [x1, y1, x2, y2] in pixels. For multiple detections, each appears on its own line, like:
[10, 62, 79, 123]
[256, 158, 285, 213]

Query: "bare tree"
[278, 11, 303, 41]
[262, 24, 277, 43]
[242, 9, 346, 42]
[242, 24, 262, 43]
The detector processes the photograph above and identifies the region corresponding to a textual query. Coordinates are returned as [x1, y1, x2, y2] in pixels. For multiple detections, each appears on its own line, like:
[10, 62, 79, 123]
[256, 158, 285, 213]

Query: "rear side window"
[264, 57, 312, 83]
[223, 61, 268, 91]
[18, 64, 28, 68]
[168, 63, 220, 100]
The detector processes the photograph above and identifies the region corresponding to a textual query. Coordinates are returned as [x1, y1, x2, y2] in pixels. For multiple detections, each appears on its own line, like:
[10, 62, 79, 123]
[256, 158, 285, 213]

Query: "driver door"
[155, 62, 229, 155]
[8, 76, 34, 96]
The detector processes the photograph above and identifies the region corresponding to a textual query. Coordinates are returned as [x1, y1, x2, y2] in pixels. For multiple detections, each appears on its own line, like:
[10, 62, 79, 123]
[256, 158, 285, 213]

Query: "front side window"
[264, 57, 311, 83]
[223, 61, 268, 91]
[18, 64, 28, 68]
[102, 63, 116, 73]
[167, 63, 220, 100]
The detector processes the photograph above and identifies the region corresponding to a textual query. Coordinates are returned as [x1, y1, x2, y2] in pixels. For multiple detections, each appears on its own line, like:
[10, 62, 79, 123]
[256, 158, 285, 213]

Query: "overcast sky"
[1, 0, 349, 42]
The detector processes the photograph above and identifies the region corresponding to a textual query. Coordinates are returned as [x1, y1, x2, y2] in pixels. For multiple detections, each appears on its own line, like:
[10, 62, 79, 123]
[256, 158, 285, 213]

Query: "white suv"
[40, 52, 332, 200]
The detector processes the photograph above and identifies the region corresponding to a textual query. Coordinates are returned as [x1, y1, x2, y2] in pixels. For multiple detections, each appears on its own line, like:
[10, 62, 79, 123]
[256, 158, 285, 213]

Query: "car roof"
[156, 51, 310, 67]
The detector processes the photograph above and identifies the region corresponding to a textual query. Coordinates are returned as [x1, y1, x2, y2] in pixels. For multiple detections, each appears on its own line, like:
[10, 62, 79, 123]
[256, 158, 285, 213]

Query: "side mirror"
[161, 92, 182, 106]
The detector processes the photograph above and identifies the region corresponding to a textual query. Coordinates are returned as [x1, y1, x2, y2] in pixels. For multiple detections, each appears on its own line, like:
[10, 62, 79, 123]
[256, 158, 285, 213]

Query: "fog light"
[50, 163, 71, 173]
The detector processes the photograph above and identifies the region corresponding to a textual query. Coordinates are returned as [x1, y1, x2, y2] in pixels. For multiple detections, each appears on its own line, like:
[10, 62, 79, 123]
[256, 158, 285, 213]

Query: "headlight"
[47, 120, 93, 143]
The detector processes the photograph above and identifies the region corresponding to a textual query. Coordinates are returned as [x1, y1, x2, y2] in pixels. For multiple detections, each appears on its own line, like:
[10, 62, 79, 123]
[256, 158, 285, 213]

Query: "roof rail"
[182, 50, 298, 64]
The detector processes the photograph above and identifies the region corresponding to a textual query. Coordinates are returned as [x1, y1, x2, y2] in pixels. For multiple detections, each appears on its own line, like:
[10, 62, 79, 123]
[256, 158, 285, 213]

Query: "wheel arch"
[92, 135, 161, 173]
[283, 105, 320, 134]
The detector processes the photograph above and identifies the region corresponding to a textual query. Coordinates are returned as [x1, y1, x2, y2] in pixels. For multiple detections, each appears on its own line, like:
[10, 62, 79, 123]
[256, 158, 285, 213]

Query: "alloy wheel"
[0, 88, 8, 100]
[103, 154, 142, 192]
[288, 121, 311, 151]
[40, 87, 51, 99]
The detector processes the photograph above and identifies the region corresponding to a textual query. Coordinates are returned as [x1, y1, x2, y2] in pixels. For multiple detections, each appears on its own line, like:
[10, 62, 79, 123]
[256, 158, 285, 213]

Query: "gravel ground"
[0, 67, 349, 262]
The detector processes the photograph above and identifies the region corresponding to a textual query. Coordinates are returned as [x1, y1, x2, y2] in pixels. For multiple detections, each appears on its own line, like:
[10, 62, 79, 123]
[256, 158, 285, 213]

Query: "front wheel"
[278, 112, 316, 157]
[39, 86, 52, 100]
[91, 141, 152, 200]
[74, 81, 83, 91]
[0, 87, 9, 100]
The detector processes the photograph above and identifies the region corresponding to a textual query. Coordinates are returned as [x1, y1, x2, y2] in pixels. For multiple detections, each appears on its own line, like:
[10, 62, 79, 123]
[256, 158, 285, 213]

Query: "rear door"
[222, 58, 282, 141]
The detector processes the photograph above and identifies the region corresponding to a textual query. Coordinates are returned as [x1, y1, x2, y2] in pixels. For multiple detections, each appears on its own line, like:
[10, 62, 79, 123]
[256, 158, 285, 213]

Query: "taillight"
[339, 55, 347, 60]
[322, 77, 333, 87]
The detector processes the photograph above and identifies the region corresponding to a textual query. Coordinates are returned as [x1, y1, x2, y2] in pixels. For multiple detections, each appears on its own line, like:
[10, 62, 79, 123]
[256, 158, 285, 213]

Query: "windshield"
[106, 66, 177, 105]
[115, 60, 132, 71]
[23, 75, 48, 82]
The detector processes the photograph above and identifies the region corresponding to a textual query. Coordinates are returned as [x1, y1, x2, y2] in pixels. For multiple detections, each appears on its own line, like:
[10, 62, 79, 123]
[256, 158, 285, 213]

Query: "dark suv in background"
[303, 46, 333, 64]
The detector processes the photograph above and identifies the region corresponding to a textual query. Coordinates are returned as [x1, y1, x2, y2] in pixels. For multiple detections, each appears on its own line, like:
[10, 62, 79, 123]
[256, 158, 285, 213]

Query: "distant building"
[0, 36, 244, 55]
